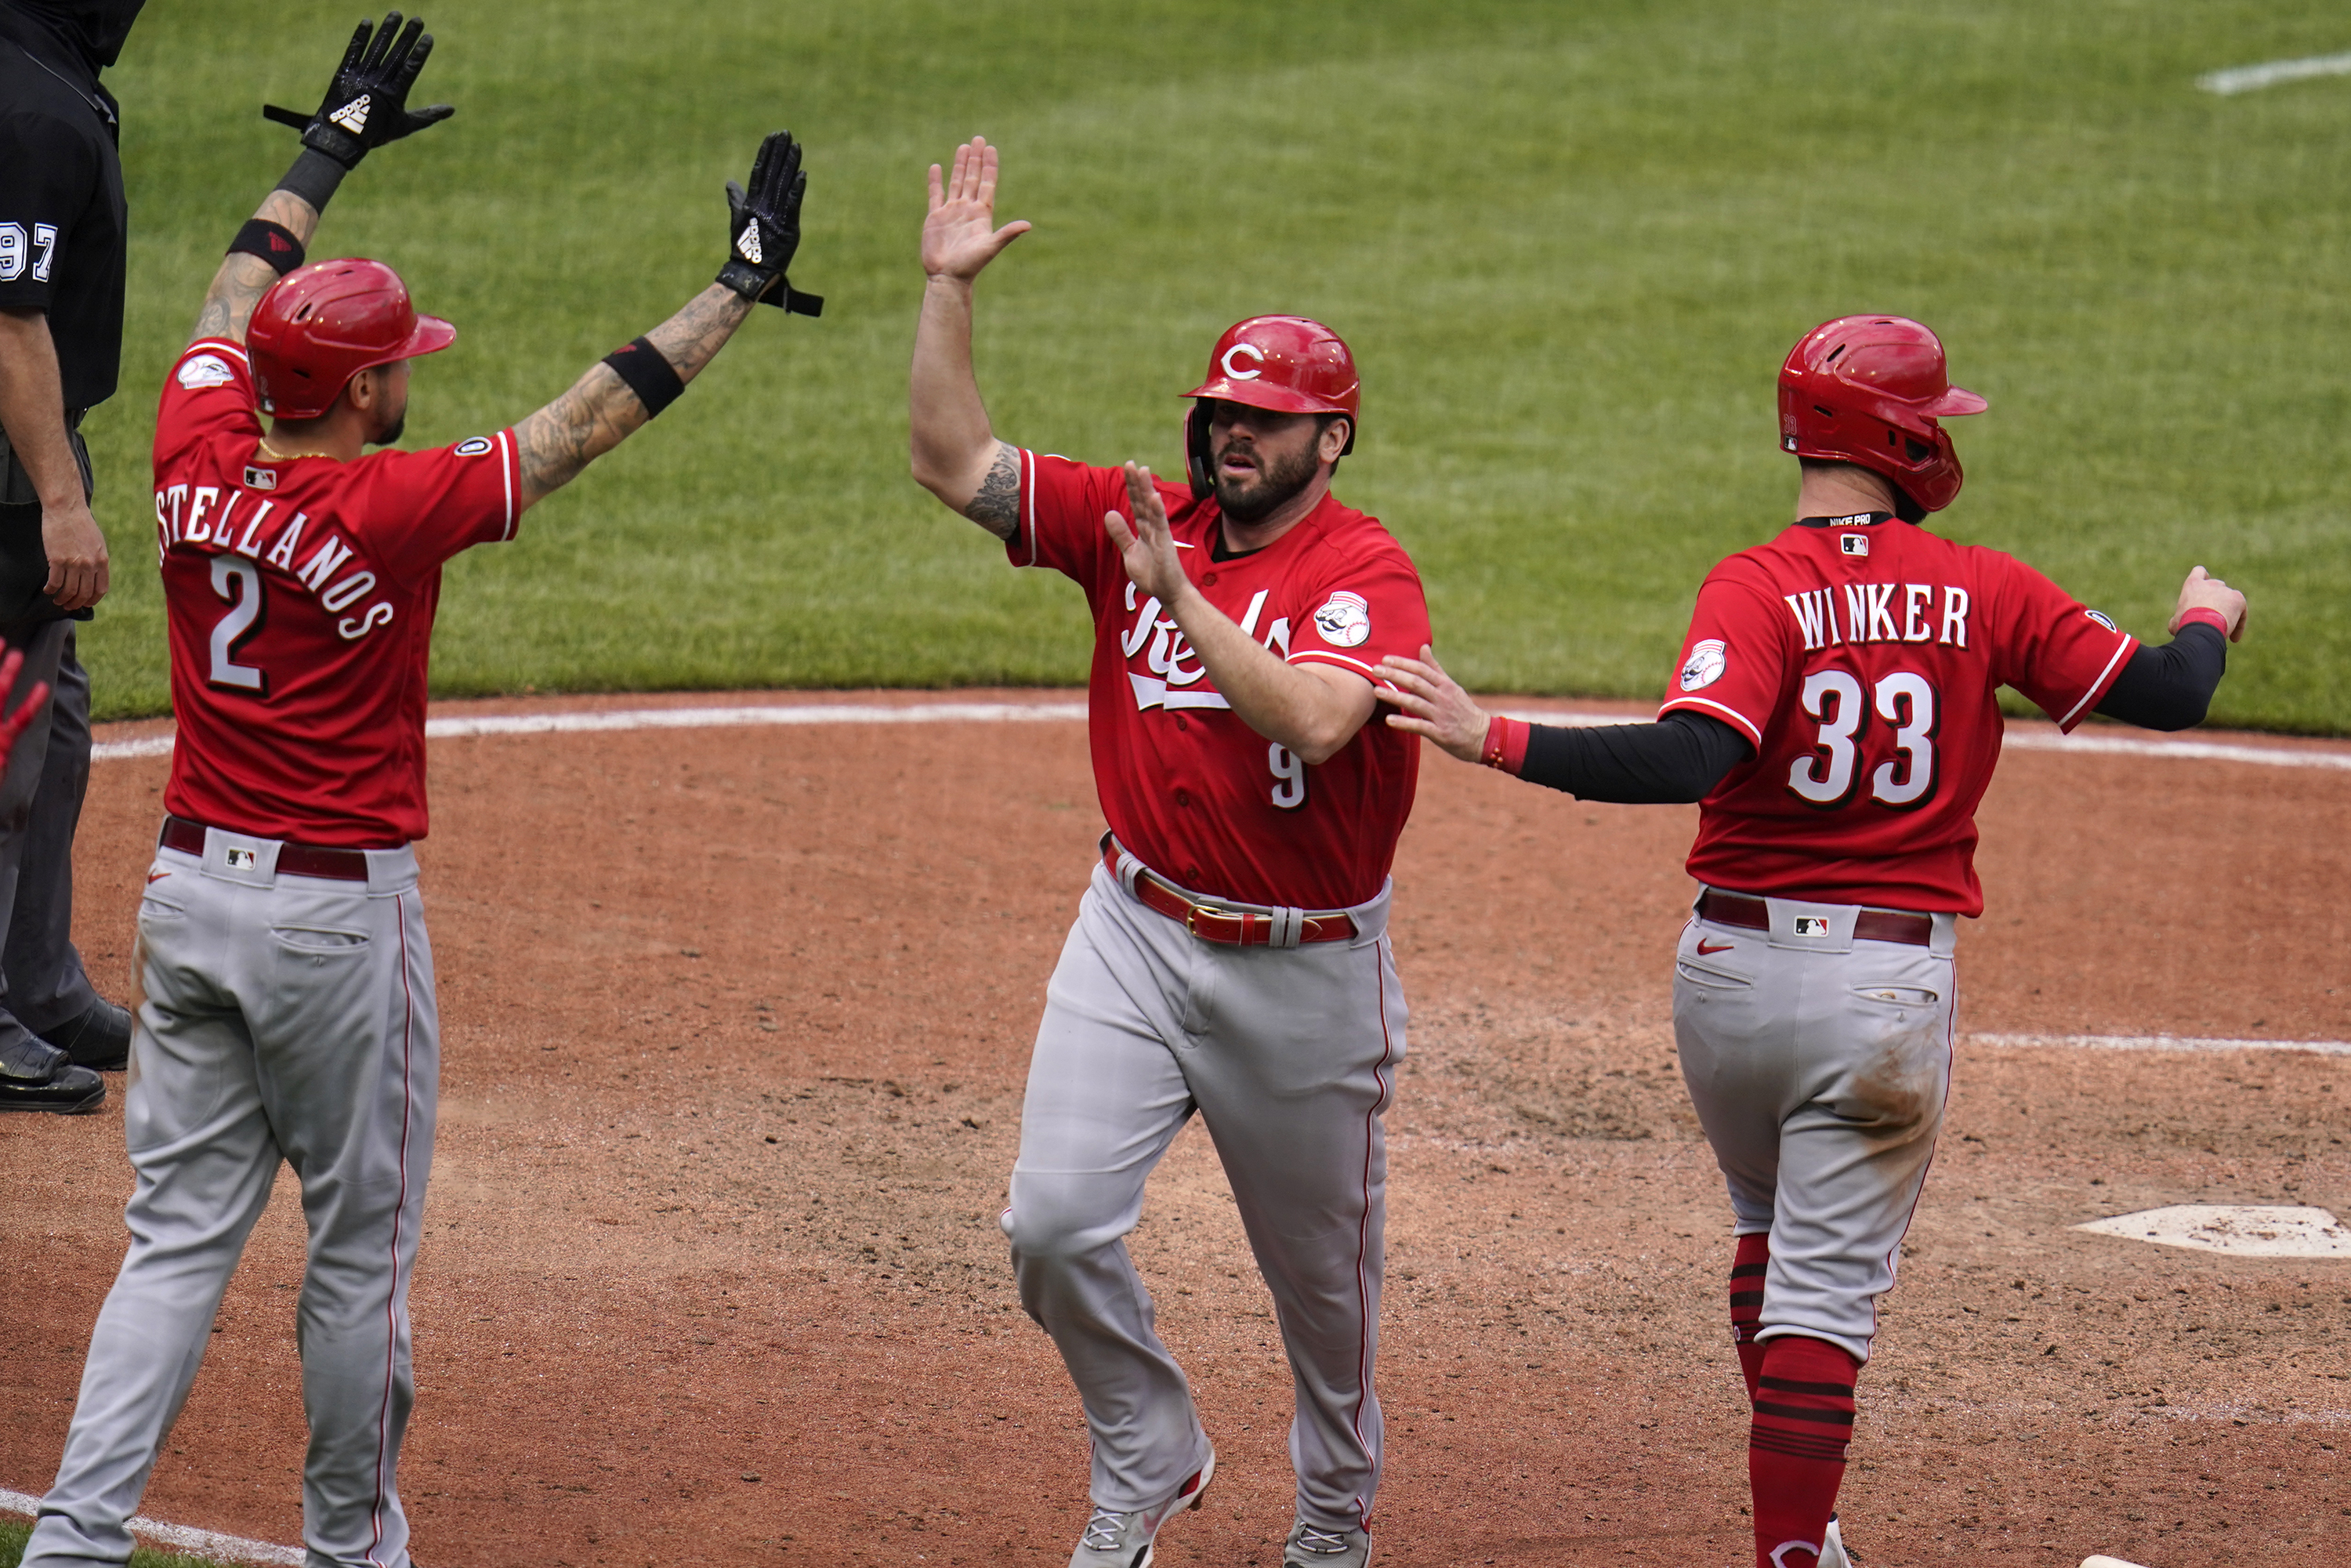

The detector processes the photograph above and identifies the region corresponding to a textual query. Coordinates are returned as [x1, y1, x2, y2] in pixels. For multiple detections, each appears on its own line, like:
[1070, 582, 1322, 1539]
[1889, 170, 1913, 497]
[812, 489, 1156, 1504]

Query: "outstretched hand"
[923, 137, 1031, 283]
[719, 130, 821, 314]
[1375, 646, 1491, 762]
[1103, 464, 1190, 607]
[263, 12, 453, 170]
[2170, 564, 2248, 643]
[0, 643, 52, 764]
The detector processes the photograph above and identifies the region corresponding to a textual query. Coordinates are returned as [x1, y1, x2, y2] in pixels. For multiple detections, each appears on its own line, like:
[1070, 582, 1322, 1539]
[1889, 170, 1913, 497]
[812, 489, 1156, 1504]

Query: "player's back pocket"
[270, 925, 371, 954]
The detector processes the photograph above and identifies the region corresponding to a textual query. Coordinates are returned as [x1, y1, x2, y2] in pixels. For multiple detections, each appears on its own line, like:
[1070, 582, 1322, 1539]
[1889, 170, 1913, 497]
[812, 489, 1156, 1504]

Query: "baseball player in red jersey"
[20, 18, 820, 1564]
[911, 138, 1429, 1568]
[1375, 316, 2246, 1568]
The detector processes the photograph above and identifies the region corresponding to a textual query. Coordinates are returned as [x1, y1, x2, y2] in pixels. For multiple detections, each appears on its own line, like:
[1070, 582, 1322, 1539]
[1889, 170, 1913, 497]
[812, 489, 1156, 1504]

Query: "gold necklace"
[255, 436, 333, 462]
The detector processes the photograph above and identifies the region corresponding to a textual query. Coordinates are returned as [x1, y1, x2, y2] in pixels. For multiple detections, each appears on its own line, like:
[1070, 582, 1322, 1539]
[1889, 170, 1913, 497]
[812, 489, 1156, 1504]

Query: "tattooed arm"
[513, 284, 752, 512]
[909, 137, 1031, 541]
[190, 190, 321, 346]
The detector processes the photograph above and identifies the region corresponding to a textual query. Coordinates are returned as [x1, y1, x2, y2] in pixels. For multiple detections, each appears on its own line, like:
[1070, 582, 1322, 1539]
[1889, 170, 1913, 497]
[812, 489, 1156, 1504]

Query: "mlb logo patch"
[1839, 534, 1869, 557]
[242, 465, 278, 491]
[1793, 915, 1831, 936]
[225, 847, 258, 871]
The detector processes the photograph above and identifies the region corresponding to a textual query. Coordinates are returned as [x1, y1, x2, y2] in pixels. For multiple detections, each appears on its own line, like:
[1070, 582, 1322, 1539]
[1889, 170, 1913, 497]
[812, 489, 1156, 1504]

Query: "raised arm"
[512, 285, 751, 509]
[190, 190, 321, 347]
[197, 12, 454, 346]
[513, 130, 818, 512]
[910, 137, 1032, 539]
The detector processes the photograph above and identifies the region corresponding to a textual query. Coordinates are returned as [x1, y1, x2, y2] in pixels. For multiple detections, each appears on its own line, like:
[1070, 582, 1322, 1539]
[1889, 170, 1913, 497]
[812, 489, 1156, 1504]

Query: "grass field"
[0, 1516, 226, 1568]
[71, 2, 2351, 728]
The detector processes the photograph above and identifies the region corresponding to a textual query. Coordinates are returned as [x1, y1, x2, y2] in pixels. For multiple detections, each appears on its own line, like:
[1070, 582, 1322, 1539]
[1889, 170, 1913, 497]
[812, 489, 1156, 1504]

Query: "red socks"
[1747, 1334, 1859, 1568]
[1729, 1233, 1768, 1401]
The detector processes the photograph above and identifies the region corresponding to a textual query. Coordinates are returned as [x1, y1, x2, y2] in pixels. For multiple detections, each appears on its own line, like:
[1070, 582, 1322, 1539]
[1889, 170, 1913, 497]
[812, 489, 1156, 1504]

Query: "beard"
[1212, 437, 1322, 525]
[369, 412, 406, 448]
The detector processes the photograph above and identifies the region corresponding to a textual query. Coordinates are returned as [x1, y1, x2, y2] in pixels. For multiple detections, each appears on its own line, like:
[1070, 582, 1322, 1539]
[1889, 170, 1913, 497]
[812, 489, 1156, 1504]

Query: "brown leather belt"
[1103, 842, 1356, 947]
[160, 814, 376, 882]
[1697, 888, 1934, 948]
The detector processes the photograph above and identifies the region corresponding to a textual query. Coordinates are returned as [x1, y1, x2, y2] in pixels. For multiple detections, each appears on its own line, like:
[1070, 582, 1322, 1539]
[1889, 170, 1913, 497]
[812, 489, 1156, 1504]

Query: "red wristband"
[1480, 715, 1531, 774]
[2175, 607, 2230, 636]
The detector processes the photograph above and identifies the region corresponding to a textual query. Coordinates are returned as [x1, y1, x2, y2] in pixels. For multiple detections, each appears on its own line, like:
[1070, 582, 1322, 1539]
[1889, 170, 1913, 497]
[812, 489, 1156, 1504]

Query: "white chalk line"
[2199, 49, 2351, 96]
[0, 1485, 300, 1566]
[1972, 1031, 2351, 1057]
[88, 697, 2351, 771]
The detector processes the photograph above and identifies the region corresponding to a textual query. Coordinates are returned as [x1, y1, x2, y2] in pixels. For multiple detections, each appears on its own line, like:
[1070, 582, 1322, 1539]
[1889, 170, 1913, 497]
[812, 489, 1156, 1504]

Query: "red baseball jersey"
[1011, 451, 1429, 909]
[1659, 516, 2136, 916]
[150, 339, 522, 846]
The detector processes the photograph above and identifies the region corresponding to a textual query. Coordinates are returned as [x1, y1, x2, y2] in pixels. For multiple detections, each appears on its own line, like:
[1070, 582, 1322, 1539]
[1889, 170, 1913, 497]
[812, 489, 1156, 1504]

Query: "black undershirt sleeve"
[1518, 709, 1755, 804]
[2092, 622, 2226, 732]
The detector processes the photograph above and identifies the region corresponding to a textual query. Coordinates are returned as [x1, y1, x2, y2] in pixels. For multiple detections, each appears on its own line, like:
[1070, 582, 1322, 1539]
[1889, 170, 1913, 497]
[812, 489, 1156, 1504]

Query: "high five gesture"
[922, 136, 1031, 283]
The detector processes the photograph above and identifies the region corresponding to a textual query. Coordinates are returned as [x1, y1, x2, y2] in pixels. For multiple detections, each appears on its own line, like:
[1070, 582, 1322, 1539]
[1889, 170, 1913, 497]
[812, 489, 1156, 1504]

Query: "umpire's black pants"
[0, 599, 100, 1053]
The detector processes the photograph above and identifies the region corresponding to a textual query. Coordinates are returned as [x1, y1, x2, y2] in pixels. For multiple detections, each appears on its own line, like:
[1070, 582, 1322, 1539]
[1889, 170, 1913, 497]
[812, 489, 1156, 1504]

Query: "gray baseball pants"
[1003, 851, 1405, 1531]
[24, 827, 438, 1568]
[0, 617, 100, 1047]
[1672, 890, 1958, 1363]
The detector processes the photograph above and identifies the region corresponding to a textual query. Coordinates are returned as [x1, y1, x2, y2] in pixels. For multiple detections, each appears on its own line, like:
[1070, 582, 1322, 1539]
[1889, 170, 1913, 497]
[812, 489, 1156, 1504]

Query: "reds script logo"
[1121, 581, 1291, 712]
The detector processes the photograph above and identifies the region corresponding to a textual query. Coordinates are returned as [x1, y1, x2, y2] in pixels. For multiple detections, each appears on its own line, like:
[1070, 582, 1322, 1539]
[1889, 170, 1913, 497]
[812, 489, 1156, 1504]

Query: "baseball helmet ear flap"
[1186, 402, 1214, 500]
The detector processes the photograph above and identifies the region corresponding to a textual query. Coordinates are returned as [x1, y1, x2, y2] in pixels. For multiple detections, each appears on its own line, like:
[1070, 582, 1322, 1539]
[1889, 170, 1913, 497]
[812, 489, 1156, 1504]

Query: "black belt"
[159, 814, 380, 882]
[1697, 889, 1934, 947]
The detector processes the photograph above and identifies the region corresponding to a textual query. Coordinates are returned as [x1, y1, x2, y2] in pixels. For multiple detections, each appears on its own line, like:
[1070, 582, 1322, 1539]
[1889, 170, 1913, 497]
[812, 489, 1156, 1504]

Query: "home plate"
[2074, 1204, 2351, 1257]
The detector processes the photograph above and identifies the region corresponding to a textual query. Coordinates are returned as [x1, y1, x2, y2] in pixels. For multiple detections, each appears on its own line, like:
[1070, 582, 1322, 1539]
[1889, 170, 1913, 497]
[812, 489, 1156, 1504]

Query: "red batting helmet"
[1183, 316, 1359, 498]
[247, 259, 455, 420]
[1777, 315, 1986, 516]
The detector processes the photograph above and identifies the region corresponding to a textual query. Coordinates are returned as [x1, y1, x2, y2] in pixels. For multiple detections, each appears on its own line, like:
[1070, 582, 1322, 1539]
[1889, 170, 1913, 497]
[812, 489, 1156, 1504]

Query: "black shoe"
[0, 1036, 104, 1114]
[39, 999, 131, 1072]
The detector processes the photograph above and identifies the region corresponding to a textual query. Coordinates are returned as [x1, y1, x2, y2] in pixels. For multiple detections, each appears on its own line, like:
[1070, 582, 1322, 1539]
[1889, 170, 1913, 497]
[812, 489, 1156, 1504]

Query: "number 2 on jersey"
[208, 556, 266, 693]
[1788, 668, 1936, 809]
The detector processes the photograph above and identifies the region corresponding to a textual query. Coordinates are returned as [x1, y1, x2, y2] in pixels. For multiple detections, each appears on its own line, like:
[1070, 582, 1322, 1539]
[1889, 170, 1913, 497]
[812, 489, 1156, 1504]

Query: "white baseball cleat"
[1766, 1515, 1852, 1568]
[1067, 1448, 1215, 1568]
[1284, 1518, 1372, 1566]
[2080, 1558, 2153, 1568]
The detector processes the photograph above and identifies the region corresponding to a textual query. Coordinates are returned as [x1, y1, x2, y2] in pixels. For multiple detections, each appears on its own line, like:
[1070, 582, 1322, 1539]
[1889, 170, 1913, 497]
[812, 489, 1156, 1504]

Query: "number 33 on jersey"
[151, 340, 522, 847]
[1661, 515, 2136, 916]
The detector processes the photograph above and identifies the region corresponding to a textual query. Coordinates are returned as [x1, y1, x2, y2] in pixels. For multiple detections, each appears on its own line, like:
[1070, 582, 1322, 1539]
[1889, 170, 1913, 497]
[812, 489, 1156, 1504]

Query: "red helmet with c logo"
[1183, 316, 1358, 497]
[1777, 315, 1985, 516]
[247, 259, 456, 421]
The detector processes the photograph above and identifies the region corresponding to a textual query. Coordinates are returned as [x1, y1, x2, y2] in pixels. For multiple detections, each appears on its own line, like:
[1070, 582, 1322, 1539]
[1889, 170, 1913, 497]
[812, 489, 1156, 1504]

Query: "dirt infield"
[3, 692, 2347, 1567]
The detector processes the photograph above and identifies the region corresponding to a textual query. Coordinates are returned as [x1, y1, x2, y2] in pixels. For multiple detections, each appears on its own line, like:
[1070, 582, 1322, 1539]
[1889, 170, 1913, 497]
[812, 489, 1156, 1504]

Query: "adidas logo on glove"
[735, 222, 763, 264]
[329, 94, 372, 135]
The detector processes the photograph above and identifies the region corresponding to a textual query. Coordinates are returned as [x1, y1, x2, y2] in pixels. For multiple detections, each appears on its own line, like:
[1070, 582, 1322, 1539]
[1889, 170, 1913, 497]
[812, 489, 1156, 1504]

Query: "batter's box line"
[0, 1486, 301, 1566]
[1969, 1031, 2351, 1057]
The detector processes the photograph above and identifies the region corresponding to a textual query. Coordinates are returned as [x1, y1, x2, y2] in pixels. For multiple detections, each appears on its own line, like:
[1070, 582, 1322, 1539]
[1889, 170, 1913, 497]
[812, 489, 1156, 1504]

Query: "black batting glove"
[717, 131, 823, 317]
[263, 13, 455, 171]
